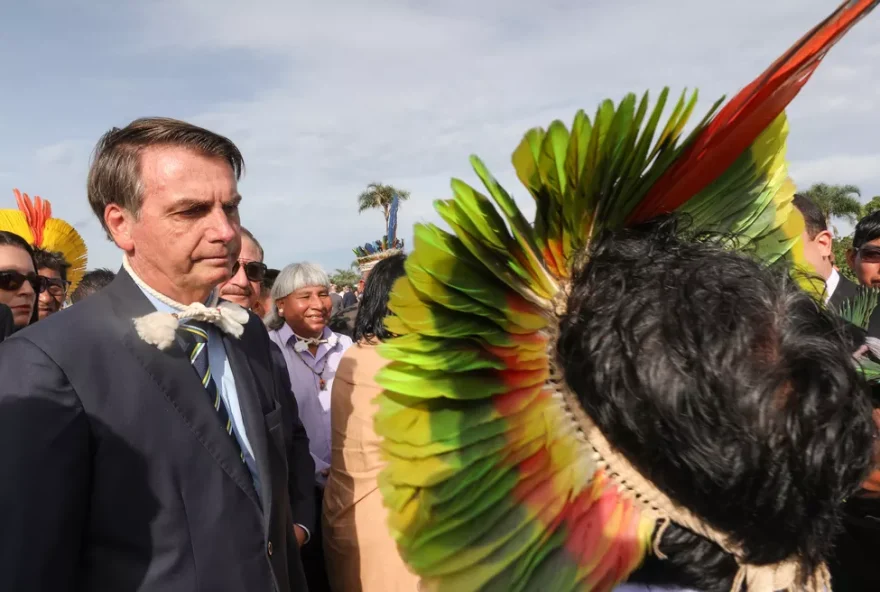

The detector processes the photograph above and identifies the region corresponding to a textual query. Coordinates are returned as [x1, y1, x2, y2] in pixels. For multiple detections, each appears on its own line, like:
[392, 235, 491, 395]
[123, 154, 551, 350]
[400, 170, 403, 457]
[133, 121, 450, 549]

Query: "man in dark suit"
[0, 117, 314, 591]
[792, 194, 856, 307]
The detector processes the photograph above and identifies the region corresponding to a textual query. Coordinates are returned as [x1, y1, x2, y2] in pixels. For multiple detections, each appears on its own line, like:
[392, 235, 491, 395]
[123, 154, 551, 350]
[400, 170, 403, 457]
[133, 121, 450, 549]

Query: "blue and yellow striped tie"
[179, 321, 245, 464]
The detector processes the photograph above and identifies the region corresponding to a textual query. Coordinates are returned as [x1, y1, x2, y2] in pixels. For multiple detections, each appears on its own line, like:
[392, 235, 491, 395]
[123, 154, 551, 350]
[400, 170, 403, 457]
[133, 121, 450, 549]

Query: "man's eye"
[224, 203, 240, 215]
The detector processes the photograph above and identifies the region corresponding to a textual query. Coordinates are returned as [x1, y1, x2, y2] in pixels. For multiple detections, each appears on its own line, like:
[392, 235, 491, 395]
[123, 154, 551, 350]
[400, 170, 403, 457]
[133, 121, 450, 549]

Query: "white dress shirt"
[825, 268, 841, 304]
[268, 324, 352, 485]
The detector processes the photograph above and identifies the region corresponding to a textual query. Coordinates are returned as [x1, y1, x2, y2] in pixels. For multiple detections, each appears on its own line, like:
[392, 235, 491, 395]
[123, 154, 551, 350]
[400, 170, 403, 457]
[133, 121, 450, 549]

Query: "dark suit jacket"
[0, 270, 315, 592]
[0, 303, 12, 343]
[829, 273, 861, 310]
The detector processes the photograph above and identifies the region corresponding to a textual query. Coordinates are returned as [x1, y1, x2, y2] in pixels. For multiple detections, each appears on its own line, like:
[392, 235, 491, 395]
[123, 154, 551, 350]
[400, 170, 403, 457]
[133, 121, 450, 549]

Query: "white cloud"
[5, 0, 880, 270]
[790, 154, 880, 189]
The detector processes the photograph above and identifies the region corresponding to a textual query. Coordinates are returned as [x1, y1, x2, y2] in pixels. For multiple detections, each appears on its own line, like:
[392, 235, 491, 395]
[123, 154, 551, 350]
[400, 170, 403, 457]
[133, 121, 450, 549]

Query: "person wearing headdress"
[331, 199, 406, 338]
[0, 189, 87, 319]
[370, 3, 880, 592]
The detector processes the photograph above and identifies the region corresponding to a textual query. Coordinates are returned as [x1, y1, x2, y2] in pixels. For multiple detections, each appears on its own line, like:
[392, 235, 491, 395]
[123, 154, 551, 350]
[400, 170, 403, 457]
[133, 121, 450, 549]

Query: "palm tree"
[357, 182, 411, 223]
[801, 183, 862, 227]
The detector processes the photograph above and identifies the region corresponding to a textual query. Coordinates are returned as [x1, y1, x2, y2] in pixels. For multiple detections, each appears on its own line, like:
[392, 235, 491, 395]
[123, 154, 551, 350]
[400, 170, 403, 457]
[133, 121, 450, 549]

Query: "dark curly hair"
[557, 216, 876, 591]
[353, 253, 406, 343]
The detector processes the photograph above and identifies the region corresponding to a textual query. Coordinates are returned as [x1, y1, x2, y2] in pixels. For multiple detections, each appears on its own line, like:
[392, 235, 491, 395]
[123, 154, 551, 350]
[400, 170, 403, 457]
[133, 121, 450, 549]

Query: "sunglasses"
[43, 276, 72, 299]
[231, 259, 268, 283]
[0, 270, 48, 294]
[859, 247, 880, 264]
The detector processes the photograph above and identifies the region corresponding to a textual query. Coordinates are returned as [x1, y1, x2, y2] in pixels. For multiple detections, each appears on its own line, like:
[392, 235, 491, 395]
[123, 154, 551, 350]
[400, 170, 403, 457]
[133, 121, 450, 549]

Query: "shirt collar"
[135, 283, 217, 315]
[825, 268, 840, 304]
[279, 325, 338, 356]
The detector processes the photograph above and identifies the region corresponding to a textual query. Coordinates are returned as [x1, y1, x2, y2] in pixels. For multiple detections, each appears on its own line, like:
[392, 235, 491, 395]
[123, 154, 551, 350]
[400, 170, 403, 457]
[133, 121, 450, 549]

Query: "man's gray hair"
[240, 226, 264, 261]
[265, 262, 330, 330]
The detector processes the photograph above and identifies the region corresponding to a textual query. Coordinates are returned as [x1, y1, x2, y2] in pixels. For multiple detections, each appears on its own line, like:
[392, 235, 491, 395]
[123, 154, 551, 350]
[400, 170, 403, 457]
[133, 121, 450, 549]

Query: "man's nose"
[209, 208, 238, 243]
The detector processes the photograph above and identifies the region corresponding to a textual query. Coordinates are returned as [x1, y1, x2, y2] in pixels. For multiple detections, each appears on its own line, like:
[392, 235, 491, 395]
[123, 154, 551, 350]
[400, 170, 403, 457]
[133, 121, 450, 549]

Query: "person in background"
[792, 194, 859, 307]
[217, 226, 267, 311]
[341, 284, 356, 308]
[323, 252, 418, 592]
[68, 268, 116, 304]
[33, 248, 71, 320]
[253, 268, 279, 321]
[0, 190, 88, 316]
[328, 284, 343, 317]
[0, 230, 43, 335]
[848, 210, 880, 290]
[267, 262, 353, 592]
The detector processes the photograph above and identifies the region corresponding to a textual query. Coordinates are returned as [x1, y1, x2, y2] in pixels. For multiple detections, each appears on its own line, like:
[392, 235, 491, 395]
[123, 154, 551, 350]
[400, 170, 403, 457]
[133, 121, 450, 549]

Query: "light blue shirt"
[137, 287, 262, 501]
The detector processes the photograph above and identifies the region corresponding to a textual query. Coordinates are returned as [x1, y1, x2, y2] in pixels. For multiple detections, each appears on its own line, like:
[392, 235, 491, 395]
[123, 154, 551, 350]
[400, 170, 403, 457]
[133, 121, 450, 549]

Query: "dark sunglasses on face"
[858, 246, 880, 264]
[0, 270, 48, 294]
[43, 276, 71, 299]
[231, 260, 268, 283]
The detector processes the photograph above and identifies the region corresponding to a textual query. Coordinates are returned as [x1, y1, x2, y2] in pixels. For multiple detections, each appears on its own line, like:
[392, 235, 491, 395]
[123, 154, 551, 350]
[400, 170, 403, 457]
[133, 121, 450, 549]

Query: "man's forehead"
[140, 146, 238, 191]
[240, 235, 262, 261]
[294, 285, 326, 294]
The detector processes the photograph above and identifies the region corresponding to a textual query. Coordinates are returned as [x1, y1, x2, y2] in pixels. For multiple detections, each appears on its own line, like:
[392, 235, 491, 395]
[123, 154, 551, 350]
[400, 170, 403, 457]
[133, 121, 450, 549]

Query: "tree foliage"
[329, 268, 360, 288]
[801, 183, 862, 227]
[862, 196, 880, 217]
[357, 182, 411, 222]
[831, 234, 858, 283]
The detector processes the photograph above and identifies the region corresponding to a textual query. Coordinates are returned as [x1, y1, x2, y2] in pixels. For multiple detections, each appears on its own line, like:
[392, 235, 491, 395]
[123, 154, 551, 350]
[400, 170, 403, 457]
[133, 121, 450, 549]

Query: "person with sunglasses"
[0, 230, 45, 334]
[33, 248, 71, 320]
[848, 210, 880, 292]
[217, 226, 268, 310]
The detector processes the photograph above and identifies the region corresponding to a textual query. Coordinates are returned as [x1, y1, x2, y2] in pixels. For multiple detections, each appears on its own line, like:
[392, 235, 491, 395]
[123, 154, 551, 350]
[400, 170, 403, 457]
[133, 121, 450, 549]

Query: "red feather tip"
[627, 0, 879, 224]
[12, 188, 52, 248]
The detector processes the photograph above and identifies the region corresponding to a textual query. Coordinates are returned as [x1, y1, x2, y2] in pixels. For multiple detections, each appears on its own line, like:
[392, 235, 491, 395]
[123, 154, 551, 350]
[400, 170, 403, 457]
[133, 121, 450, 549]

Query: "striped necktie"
[178, 320, 245, 464]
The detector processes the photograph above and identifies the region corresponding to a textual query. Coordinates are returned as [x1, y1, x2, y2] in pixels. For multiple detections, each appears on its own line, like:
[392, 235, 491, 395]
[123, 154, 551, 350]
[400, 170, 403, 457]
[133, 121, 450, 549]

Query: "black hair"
[69, 268, 116, 304]
[792, 194, 828, 238]
[261, 268, 279, 295]
[853, 210, 880, 250]
[0, 231, 39, 326]
[557, 216, 875, 591]
[353, 253, 406, 343]
[32, 248, 71, 281]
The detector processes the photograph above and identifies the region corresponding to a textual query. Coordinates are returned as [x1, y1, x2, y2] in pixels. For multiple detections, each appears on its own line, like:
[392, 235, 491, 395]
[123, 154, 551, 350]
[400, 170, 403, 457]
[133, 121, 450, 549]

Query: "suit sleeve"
[269, 341, 317, 536]
[0, 336, 90, 591]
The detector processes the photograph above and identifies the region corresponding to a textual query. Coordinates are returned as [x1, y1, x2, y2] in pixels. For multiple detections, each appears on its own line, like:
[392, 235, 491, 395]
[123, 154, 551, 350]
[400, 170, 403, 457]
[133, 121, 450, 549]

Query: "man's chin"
[221, 293, 250, 308]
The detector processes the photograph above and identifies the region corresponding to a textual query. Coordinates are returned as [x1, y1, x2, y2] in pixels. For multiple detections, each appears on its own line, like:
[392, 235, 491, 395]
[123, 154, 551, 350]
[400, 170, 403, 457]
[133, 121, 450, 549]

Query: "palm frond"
[838, 286, 879, 330]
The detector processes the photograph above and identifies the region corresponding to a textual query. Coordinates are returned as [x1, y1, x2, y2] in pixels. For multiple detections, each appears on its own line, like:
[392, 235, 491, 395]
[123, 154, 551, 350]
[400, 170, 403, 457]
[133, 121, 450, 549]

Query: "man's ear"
[104, 204, 134, 252]
[815, 230, 833, 258]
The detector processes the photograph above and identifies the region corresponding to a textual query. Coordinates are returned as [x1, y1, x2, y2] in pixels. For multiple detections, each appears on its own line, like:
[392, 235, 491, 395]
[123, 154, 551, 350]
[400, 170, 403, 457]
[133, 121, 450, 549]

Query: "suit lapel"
[223, 331, 276, 525]
[108, 271, 261, 508]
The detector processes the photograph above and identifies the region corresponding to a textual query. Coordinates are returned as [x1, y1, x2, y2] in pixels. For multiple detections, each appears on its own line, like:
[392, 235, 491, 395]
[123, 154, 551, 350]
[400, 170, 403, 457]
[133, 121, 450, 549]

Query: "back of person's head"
[853, 210, 880, 250]
[32, 248, 70, 281]
[353, 253, 406, 343]
[69, 268, 116, 304]
[792, 194, 828, 238]
[557, 217, 875, 591]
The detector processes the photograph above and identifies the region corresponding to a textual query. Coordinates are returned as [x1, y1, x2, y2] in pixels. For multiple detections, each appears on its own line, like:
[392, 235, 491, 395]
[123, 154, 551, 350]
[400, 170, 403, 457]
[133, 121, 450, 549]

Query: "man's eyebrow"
[227, 193, 242, 207]
[169, 197, 212, 211]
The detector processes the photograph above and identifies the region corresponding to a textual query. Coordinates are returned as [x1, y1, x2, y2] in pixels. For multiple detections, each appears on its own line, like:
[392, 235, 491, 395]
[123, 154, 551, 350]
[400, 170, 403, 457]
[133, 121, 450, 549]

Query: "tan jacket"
[322, 342, 420, 592]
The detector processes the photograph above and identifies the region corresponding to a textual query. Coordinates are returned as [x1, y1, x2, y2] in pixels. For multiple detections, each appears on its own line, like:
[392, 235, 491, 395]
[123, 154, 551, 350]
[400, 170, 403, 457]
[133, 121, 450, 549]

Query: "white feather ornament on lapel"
[124, 256, 250, 350]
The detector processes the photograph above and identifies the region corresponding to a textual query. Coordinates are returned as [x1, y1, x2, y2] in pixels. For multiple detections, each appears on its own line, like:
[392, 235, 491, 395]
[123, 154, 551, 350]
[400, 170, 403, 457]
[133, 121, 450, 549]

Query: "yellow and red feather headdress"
[0, 189, 88, 292]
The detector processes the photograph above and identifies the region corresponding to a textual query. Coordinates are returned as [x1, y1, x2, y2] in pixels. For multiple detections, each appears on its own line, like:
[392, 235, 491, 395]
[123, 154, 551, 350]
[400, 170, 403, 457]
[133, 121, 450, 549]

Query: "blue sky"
[1, 0, 879, 272]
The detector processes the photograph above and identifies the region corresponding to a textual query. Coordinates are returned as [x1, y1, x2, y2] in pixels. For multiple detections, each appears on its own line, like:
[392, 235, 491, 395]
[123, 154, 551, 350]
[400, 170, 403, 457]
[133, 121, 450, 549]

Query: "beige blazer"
[322, 342, 420, 592]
